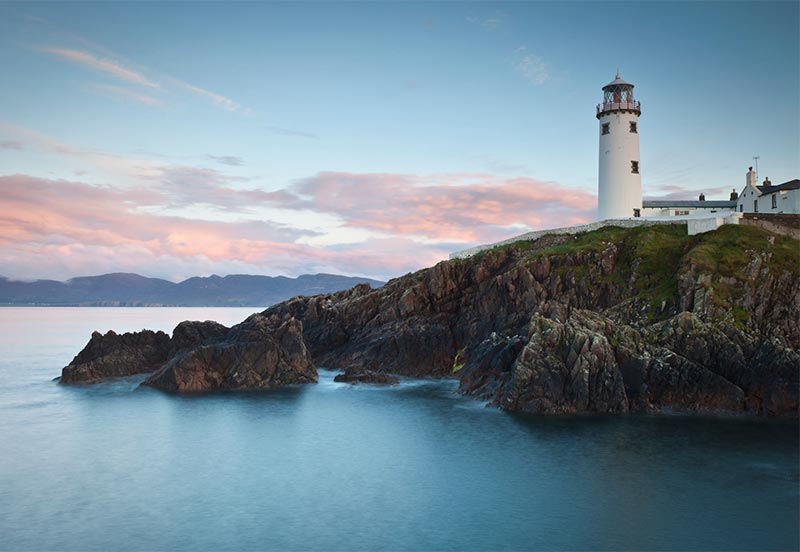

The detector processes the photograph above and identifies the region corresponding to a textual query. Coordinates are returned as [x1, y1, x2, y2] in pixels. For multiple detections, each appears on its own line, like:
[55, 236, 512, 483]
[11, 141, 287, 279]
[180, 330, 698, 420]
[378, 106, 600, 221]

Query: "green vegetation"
[445, 223, 797, 324]
[686, 224, 798, 275]
[512, 223, 798, 322]
[451, 349, 465, 373]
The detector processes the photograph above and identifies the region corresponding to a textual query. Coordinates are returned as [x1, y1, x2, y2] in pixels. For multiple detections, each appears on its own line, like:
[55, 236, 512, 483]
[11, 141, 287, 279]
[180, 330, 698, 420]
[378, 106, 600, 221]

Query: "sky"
[0, 1, 797, 282]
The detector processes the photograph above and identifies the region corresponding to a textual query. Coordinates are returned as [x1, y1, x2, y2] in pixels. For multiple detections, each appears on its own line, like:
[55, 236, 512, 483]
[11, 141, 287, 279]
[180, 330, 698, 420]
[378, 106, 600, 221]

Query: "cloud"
[42, 47, 160, 88]
[516, 50, 550, 86]
[178, 81, 243, 112]
[0, 174, 448, 282]
[263, 126, 317, 139]
[207, 155, 245, 167]
[0, 126, 595, 280]
[0, 168, 596, 282]
[39, 45, 246, 112]
[276, 172, 596, 244]
[0, 122, 163, 182]
[89, 84, 164, 106]
[0, 174, 322, 280]
[0, 140, 23, 150]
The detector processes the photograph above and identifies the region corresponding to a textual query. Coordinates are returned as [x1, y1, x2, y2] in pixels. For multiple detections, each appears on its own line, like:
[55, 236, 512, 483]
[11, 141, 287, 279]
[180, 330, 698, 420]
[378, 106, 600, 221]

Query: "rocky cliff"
[61, 224, 799, 417]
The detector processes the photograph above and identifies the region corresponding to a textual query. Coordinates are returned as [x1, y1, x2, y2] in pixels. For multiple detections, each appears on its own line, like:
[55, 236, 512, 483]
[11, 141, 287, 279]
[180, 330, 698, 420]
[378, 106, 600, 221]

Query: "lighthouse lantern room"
[597, 72, 642, 220]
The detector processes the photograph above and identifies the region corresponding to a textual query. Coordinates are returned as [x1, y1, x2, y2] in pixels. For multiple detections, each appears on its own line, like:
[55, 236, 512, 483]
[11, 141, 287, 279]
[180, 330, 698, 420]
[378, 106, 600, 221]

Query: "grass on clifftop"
[685, 223, 798, 275]
[504, 223, 798, 321]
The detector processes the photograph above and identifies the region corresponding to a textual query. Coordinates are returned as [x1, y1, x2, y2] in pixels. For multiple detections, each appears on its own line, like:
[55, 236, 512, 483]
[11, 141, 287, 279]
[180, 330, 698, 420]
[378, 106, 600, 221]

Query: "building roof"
[603, 72, 633, 89]
[643, 200, 737, 208]
[758, 179, 800, 196]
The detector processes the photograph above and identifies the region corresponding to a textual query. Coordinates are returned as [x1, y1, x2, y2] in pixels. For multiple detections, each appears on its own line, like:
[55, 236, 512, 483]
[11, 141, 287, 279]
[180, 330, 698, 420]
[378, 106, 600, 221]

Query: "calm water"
[0, 307, 797, 551]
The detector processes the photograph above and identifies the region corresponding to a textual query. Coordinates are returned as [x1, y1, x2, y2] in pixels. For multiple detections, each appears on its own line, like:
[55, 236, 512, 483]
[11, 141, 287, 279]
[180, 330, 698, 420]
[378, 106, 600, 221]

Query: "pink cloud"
[0, 168, 597, 282]
[280, 172, 597, 243]
[0, 174, 446, 281]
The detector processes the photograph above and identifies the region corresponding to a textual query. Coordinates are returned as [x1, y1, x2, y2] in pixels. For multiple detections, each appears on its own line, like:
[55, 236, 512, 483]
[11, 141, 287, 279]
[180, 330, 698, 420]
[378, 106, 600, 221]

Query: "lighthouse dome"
[603, 72, 634, 89]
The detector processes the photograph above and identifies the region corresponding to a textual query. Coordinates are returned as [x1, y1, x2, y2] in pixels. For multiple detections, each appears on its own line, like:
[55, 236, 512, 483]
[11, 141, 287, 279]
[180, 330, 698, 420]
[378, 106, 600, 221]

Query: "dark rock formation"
[61, 320, 228, 384]
[170, 320, 230, 353]
[264, 225, 799, 417]
[142, 314, 316, 393]
[60, 225, 799, 416]
[497, 312, 629, 414]
[61, 329, 171, 384]
[334, 368, 400, 385]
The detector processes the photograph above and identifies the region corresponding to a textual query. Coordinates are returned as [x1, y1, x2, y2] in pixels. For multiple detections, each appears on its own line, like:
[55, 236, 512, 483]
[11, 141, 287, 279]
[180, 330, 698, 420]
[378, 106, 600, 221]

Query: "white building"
[736, 167, 800, 214]
[597, 73, 642, 220]
[641, 198, 737, 218]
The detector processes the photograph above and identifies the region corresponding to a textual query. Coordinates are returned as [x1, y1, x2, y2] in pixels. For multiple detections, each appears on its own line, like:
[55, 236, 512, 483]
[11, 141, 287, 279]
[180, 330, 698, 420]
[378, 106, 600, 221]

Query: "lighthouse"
[597, 72, 642, 220]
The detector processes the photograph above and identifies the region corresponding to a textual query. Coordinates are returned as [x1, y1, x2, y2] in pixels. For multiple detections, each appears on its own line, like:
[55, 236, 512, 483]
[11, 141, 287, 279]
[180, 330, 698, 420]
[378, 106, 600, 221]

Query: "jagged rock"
[61, 329, 171, 384]
[171, 320, 229, 353]
[498, 312, 629, 414]
[333, 369, 400, 385]
[645, 313, 799, 415]
[142, 314, 316, 393]
[457, 333, 525, 401]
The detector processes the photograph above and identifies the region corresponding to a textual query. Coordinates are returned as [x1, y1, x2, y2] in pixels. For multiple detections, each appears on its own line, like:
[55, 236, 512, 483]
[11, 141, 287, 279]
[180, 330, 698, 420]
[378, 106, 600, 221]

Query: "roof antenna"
[753, 155, 760, 174]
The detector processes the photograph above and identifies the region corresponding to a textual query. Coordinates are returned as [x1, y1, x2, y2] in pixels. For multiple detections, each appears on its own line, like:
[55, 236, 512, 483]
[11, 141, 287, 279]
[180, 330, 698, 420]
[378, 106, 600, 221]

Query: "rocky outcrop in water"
[334, 368, 400, 385]
[62, 315, 316, 392]
[61, 329, 171, 384]
[170, 320, 230, 354]
[142, 314, 316, 393]
[60, 225, 799, 416]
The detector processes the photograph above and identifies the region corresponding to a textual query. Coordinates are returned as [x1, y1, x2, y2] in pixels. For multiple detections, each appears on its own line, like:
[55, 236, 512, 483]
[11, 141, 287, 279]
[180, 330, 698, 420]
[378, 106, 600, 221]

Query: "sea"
[0, 307, 797, 551]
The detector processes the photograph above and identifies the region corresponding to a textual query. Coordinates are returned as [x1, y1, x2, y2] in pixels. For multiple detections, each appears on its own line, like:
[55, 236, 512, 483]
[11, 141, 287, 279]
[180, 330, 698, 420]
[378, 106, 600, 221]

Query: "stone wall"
[449, 219, 686, 259]
[741, 213, 800, 240]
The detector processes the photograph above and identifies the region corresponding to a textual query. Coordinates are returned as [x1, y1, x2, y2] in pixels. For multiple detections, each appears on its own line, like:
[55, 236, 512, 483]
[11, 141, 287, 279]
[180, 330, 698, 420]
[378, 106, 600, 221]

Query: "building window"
[772, 195, 777, 208]
[674, 210, 689, 216]
[740, 204, 743, 212]
[601, 123, 610, 135]
[631, 160, 639, 174]
[633, 208, 641, 218]
[629, 122, 637, 133]
[754, 200, 758, 213]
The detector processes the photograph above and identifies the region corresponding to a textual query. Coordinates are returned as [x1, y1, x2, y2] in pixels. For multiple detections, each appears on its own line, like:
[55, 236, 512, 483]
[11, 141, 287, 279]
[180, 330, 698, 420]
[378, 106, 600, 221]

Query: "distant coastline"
[0, 272, 384, 308]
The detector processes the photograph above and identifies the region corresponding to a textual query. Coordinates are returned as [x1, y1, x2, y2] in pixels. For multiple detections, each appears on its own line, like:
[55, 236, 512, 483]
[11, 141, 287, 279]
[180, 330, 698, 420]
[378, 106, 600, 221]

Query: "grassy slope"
[488, 223, 799, 322]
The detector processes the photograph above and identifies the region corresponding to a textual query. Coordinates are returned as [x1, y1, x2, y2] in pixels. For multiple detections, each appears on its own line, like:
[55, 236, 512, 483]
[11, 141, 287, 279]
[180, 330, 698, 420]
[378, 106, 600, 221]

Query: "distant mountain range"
[0, 273, 384, 307]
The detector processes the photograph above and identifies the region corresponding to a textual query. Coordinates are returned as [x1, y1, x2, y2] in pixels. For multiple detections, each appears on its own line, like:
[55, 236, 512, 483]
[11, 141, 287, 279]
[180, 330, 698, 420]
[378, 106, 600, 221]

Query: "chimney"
[762, 177, 771, 188]
[730, 188, 739, 201]
[746, 167, 758, 188]
[698, 193, 705, 201]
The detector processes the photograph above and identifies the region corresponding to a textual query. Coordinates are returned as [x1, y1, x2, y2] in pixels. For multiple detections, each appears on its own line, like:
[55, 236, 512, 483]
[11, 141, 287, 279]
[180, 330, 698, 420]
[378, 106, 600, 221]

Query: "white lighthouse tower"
[597, 72, 642, 220]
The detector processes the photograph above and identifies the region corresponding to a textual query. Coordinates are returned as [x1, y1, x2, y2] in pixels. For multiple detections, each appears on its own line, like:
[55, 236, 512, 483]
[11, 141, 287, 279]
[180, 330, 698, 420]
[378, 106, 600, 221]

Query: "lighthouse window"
[772, 195, 777, 208]
[631, 160, 639, 174]
[629, 122, 637, 133]
[601, 123, 610, 135]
